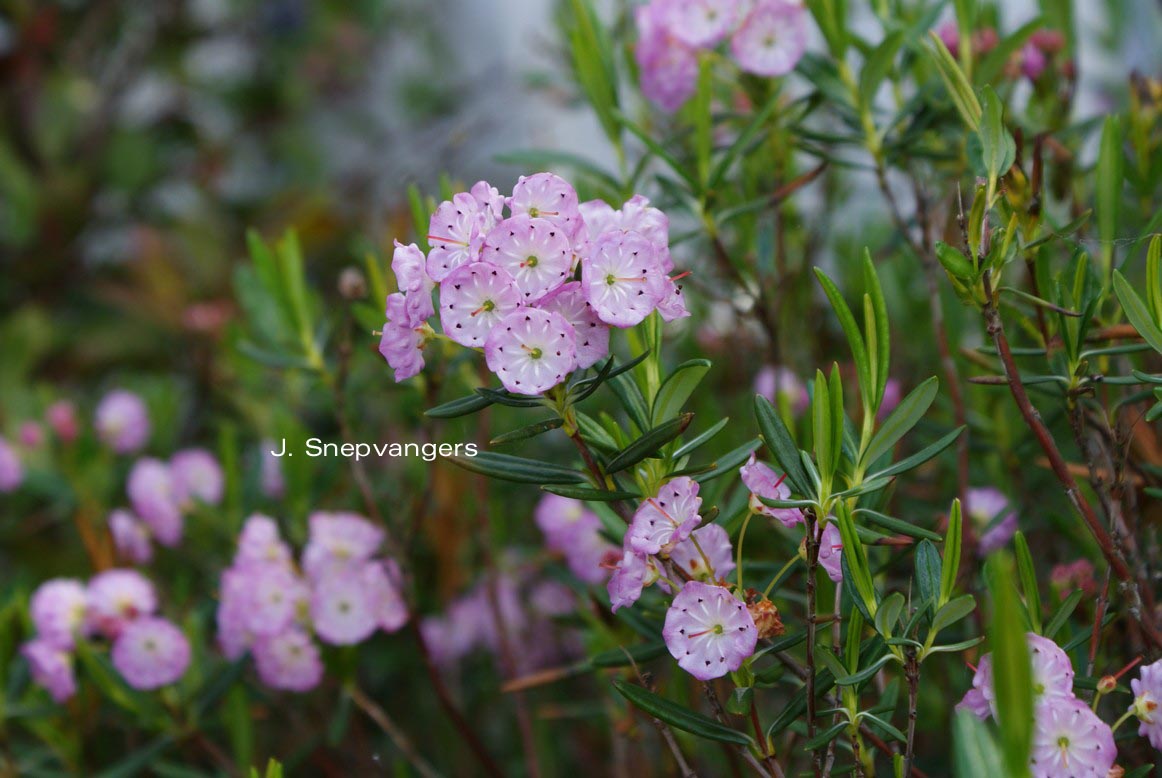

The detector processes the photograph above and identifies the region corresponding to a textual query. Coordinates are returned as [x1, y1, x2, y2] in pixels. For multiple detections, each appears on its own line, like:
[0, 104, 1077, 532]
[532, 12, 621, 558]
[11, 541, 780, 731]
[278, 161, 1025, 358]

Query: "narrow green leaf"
[815, 269, 870, 405]
[1013, 532, 1042, 633]
[590, 641, 668, 668]
[612, 680, 752, 746]
[691, 438, 762, 483]
[953, 710, 1005, 777]
[812, 371, 833, 485]
[914, 539, 943, 609]
[861, 511, 942, 542]
[940, 499, 963, 608]
[985, 554, 1034, 778]
[754, 395, 809, 495]
[1114, 270, 1162, 353]
[490, 418, 565, 446]
[541, 484, 640, 502]
[875, 592, 906, 638]
[924, 33, 982, 131]
[606, 414, 694, 473]
[868, 426, 965, 481]
[1043, 589, 1084, 640]
[804, 720, 849, 751]
[836, 510, 876, 618]
[652, 359, 711, 425]
[864, 251, 891, 406]
[673, 417, 729, 459]
[863, 377, 939, 468]
[425, 392, 494, 419]
[446, 452, 586, 484]
[859, 31, 904, 109]
[931, 594, 977, 635]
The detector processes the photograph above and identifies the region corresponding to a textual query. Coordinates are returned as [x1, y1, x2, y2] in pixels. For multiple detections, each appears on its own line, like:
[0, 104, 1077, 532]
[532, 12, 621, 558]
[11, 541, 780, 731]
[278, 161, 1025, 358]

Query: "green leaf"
[605, 414, 694, 474]
[612, 680, 752, 746]
[691, 438, 762, 483]
[490, 418, 565, 446]
[860, 31, 904, 109]
[446, 452, 586, 484]
[863, 377, 938, 468]
[860, 510, 943, 542]
[863, 251, 891, 406]
[693, 55, 712, 187]
[673, 417, 729, 459]
[936, 241, 976, 280]
[836, 510, 876, 618]
[1096, 115, 1122, 277]
[1114, 270, 1162, 353]
[1013, 532, 1042, 633]
[868, 426, 965, 481]
[94, 736, 176, 778]
[652, 359, 711, 425]
[859, 712, 907, 743]
[804, 720, 849, 751]
[425, 392, 494, 419]
[977, 86, 1015, 189]
[940, 499, 963, 608]
[953, 710, 1005, 777]
[985, 553, 1034, 778]
[754, 395, 809, 495]
[924, 32, 982, 131]
[564, 0, 620, 144]
[814, 269, 870, 410]
[541, 484, 640, 501]
[1147, 235, 1162, 326]
[914, 539, 943, 609]
[812, 371, 835, 486]
[590, 642, 668, 668]
[875, 592, 906, 638]
[1043, 589, 1084, 640]
[609, 373, 651, 432]
[931, 594, 977, 634]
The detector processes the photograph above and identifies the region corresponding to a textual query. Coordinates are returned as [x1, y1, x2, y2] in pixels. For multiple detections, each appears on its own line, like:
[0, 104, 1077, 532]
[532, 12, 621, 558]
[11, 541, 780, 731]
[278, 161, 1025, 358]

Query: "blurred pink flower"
[111, 617, 190, 690]
[95, 390, 151, 454]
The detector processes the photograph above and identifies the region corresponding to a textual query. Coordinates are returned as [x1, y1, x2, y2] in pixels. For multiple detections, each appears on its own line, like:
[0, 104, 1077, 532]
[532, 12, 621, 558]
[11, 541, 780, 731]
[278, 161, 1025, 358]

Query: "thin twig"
[349, 685, 443, 778]
[703, 684, 775, 778]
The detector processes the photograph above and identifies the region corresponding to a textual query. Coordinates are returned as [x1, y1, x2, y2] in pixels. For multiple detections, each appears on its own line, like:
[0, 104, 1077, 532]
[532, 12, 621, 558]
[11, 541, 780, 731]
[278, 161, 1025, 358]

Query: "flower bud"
[338, 267, 367, 300]
[1097, 675, 1117, 695]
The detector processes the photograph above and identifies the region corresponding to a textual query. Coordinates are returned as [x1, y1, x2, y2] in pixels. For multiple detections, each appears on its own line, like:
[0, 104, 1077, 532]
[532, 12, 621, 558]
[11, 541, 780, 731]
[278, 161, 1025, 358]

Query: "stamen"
[427, 234, 467, 246]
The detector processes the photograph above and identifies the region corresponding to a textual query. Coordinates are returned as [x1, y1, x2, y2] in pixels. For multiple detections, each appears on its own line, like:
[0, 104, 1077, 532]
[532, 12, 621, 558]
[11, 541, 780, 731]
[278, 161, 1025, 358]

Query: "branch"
[349, 685, 443, 778]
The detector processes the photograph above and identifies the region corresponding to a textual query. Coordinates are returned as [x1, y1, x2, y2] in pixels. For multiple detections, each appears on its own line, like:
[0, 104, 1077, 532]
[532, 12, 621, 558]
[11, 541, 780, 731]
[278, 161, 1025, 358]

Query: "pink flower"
[30, 579, 89, 649]
[216, 568, 253, 660]
[1050, 559, 1097, 598]
[627, 477, 703, 555]
[19, 422, 43, 448]
[46, 400, 80, 442]
[170, 448, 224, 507]
[739, 453, 804, 527]
[109, 509, 154, 565]
[425, 192, 486, 282]
[1129, 658, 1162, 749]
[660, 0, 742, 48]
[127, 458, 184, 547]
[877, 378, 902, 421]
[581, 231, 666, 328]
[86, 569, 158, 638]
[234, 513, 293, 568]
[391, 240, 435, 325]
[663, 581, 757, 681]
[21, 640, 76, 703]
[670, 523, 735, 581]
[260, 442, 285, 498]
[936, 20, 960, 55]
[730, 0, 807, 77]
[535, 282, 611, 370]
[482, 215, 573, 301]
[817, 522, 843, 583]
[95, 390, 150, 454]
[618, 195, 672, 255]
[1029, 696, 1115, 777]
[240, 563, 308, 637]
[1021, 41, 1048, 80]
[438, 262, 522, 348]
[957, 633, 1074, 720]
[508, 172, 584, 241]
[634, 2, 699, 112]
[484, 309, 577, 395]
[311, 566, 380, 645]
[535, 494, 617, 585]
[968, 487, 1018, 556]
[252, 628, 323, 692]
[754, 365, 809, 415]
[365, 560, 409, 633]
[302, 511, 384, 579]
[608, 550, 654, 612]
[111, 617, 191, 690]
[0, 437, 23, 492]
[379, 292, 427, 381]
[470, 180, 505, 228]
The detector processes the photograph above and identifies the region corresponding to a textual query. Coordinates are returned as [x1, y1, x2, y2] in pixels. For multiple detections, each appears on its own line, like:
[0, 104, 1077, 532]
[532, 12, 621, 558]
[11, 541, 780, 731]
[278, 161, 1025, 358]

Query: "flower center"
[471, 299, 496, 317]
[527, 207, 540, 217]
[522, 255, 539, 268]
[522, 344, 543, 360]
[713, 624, 724, 635]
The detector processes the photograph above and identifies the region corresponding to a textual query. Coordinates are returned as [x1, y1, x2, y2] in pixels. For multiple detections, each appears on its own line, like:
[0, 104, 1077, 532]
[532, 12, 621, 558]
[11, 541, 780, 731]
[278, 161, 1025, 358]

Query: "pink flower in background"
[364, 560, 409, 633]
[663, 581, 757, 680]
[1020, 41, 1048, 80]
[86, 569, 158, 638]
[1029, 696, 1115, 777]
[740, 453, 803, 527]
[485, 309, 577, 395]
[754, 365, 809, 415]
[46, 400, 80, 442]
[95, 390, 151, 454]
[216, 568, 254, 660]
[302, 511, 385, 579]
[30, 579, 89, 649]
[0, 437, 23, 492]
[19, 422, 43, 448]
[379, 292, 427, 381]
[967, 486, 1018, 556]
[817, 522, 843, 583]
[627, 477, 703, 555]
[127, 458, 184, 547]
[252, 628, 323, 692]
[241, 563, 308, 637]
[635, 2, 699, 112]
[731, 0, 808, 77]
[21, 640, 76, 703]
[391, 240, 435, 325]
[877, 378, 902, 421]
[109, 509, 154, 565]
[170, 448, 224, 507]
[536, 282, 611, 370]
[260, 441, 285, 499]
[660, 0, 742, 48]
[1050, 559, 1097, 598]
[438, 262, 523, 348]
[311, 567, 380, 645]
[111, 617, 190, 690]
[235, 513, 293, 568]
[958, 633, 1074, 721]
[670, 523, 735, 581]
[508, 172, 584, 241]
[936, 20, 960, 54]
[1129, 658, 1162, 749]
[535, 494, 617, 585]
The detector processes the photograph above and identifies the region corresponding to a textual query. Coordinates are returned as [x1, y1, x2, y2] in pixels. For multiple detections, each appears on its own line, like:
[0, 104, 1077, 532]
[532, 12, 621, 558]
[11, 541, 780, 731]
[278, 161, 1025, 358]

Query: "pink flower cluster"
[112, 448, 225, 560]
[421, 566, 584, 674]
[635, 0, 809, 112]
[966, 486, 1018, 557]
[379, 173, 689, 394]
[216, 512, 407, 692]
[534, 494, 619, 585]
[22, 570, 190, 700]
[937, 22, 1066, 82]
[959, 633, 1115, 777]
